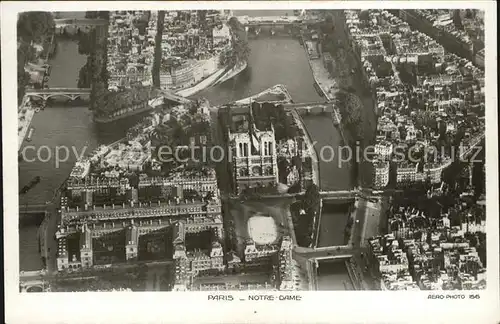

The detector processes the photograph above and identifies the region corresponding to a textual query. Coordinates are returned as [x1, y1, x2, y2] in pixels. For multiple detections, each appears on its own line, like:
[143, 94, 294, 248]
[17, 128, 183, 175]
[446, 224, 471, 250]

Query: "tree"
[78, 57, 93, 88]
[465, 9, 474, 19]
[78, 32, 94, 55]
[227, 17, 244, 31]
[17, 13, 54, 103]
[334, 90, 364, 140]
[304, 184, 320, 212]
[320, 14, 335, 35]
[225, 17, 250, 68]
[277, 157, 290, 183]
[288, 182, 301, 194]
[198, 10, 208, 29]
[358, 10, 370, 21]
[133, 12, 150, 35]
[17, 12, 55, 43]
[452, 10, 464, 30]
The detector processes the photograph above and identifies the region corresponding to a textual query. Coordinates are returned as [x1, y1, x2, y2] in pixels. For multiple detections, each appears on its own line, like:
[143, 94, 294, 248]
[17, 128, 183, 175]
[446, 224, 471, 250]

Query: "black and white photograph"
[3, 2, 499, 323]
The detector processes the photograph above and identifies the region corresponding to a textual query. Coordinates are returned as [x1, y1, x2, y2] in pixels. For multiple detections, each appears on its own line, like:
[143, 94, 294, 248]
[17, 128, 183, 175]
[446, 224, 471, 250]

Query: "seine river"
[317, 259, 354, 290]
[19, 10, 352, 273]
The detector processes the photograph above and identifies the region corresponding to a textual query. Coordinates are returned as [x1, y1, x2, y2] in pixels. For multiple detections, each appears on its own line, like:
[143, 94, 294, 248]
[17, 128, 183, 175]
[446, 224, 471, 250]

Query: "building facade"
[55, 195, 223, 271]
[396, 162, 418, 185]
[228, 124, 279, 194]
[373, 160, 390, 189]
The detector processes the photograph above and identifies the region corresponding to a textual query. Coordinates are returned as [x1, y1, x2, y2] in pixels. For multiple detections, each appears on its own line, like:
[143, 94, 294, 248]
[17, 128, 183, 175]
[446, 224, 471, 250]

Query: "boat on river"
[26, 127, 35, 142]
[332, 107, 341, 126]
[313, 82, 325, 97]
[20, 176, 41, 195]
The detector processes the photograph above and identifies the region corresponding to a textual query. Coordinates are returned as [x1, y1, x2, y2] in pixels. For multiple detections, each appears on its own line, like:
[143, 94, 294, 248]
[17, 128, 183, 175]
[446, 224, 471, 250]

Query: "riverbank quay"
[176, 60, 247, 98]
[17, 97, 36, 151]
[308, 55, 335, 101]
[176, 67, 227, 97]
[335, 114, 349, 147]
[300, 30, 338, 102]
[212, 60, 248, 88]
[17, 16, 59, 150]
[312, 198, 323, 248]
[38, 193, 61, 274]
[299, 31, 352, 150]
[296, 55, 351, 150]
[92, 101, 158, 124]
[289, 109, 320, 188]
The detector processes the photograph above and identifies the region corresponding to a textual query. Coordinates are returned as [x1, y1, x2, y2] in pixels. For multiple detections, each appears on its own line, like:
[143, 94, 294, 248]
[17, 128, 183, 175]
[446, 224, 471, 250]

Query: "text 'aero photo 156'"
[18, 9, 486, 293]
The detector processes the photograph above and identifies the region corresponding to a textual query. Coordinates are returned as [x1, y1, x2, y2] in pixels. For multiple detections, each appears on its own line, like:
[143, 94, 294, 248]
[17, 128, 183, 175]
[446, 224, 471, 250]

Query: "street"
[354, 198, 382, 248]
[40, 196, 61, 274]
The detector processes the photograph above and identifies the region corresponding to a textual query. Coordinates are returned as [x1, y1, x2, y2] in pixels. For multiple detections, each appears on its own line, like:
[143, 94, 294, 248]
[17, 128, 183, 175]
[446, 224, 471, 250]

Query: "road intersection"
[291, 194, 382, 290]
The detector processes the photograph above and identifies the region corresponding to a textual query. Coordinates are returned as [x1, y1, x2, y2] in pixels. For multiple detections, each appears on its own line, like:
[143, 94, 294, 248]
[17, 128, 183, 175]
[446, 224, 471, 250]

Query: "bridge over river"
[25, 88, 91, 101]
[25, 87, 191, 105]
[54, 18, 108, 28]
[296, 104, 355, 191]
[238, 13, 318, 27]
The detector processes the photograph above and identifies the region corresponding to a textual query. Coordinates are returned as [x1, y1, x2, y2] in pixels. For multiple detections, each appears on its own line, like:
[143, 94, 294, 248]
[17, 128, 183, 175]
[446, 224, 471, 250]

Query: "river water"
[18, 10, 352, 272]
[194, 37, 321, 105]
[301, 116, 354, 191]
[317, 259, 354, 290]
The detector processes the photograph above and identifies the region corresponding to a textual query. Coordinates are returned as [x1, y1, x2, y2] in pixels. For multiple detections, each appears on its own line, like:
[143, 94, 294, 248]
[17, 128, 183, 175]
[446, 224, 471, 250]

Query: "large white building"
[244, 239, 278, 264]
[212, 24, 231, 46]
[373, 160, 390, 189]
[374, 141, 393, 160]
[396, 162, 418, 185]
